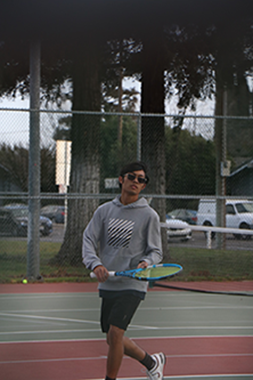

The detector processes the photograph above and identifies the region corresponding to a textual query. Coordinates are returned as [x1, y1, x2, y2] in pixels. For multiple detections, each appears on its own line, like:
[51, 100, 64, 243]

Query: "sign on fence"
[56, 140, 72, 187]
[105, 178, 119, 189]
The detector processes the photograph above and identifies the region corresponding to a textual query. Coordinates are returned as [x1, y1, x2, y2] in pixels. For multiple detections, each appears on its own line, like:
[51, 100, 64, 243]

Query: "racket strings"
[134, 266, 181, 280]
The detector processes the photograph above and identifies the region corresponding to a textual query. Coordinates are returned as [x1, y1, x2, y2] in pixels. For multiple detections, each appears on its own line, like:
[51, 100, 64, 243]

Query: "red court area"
[1, 280, 253, 294]
[1, 280, 253, 293]
[1, 336, 253, 380]
[1, 281, 253, 380]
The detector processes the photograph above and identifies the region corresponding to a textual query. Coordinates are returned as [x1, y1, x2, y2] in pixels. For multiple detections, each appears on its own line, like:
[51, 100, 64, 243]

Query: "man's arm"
[82, 208, 104, 271]
[139, 212, 163, 266]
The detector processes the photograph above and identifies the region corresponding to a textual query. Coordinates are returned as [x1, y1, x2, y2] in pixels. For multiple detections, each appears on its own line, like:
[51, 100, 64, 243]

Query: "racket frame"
[90, 263, 182, 281]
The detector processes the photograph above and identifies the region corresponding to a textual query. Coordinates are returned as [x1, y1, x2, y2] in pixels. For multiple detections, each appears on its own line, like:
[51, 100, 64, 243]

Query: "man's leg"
[106, 325, 155, 379]
[124, 337, 166, 380]
[102, 294, 162, 379]
[123, 335, 158, 371]
[106, 325, 125, 379]
[123, 335, 147, 360]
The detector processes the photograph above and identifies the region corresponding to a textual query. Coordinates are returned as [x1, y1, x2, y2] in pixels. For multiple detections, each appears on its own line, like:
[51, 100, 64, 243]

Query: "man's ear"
[141, 183, 146, 191]
[118, 175, 123, 185]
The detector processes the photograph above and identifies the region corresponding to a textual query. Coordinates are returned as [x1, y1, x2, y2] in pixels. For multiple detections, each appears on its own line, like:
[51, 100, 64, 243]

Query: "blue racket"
[90, 263, 182, 281]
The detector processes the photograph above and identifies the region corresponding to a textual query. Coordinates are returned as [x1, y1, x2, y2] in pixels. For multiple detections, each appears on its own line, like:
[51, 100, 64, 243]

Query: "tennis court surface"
[0, 282, 253, 380]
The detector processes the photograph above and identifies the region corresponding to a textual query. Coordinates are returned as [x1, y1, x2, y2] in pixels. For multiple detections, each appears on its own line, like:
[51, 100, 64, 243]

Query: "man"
[82, 161, 166, 380]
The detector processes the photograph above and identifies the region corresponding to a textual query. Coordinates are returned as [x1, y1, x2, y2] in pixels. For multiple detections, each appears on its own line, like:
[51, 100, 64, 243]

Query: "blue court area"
[0, 289, 253, 379]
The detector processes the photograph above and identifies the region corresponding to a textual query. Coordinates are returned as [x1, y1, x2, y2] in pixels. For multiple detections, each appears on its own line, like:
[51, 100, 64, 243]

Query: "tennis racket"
[90, 263, 182, 281]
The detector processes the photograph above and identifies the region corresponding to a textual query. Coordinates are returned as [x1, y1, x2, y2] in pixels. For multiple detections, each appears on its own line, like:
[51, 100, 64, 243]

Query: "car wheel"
[237, 223, 251, 240]
[181, 232, 192, 242]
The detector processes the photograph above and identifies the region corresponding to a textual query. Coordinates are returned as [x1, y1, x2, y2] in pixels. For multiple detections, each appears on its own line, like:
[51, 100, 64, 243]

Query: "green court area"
[0, 290, 253, 342]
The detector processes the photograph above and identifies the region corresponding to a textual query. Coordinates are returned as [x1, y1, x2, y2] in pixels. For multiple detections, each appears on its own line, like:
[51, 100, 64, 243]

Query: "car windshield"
[235, 202, 253, 213]
[10, 208, 29, 218]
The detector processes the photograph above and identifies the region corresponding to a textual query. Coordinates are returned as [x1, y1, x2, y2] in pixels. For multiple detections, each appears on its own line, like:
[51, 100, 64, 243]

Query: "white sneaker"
[146, 352, 166, 380]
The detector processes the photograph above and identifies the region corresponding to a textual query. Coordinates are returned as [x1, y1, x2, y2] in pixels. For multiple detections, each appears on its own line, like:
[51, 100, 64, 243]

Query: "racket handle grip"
[90, 271, 115, 279]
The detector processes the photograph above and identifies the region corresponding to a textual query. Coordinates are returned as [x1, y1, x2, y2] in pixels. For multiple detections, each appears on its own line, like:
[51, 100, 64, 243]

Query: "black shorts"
[100, 293, 142, 333]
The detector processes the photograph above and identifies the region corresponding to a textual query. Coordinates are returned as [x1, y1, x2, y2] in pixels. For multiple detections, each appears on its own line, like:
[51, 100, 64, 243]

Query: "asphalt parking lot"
[41, 223, 253, 251]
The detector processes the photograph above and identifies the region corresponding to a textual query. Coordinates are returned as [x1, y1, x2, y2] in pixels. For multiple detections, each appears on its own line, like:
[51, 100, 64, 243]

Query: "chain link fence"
[0, 108, 253, 283]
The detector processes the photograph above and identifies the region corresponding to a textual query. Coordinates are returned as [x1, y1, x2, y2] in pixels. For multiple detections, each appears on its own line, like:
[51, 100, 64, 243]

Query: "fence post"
[27, 40, 41, 281]
[207, 230, 212, 249]
[215, 86, 227, 249]
[137, 112, 141, 161]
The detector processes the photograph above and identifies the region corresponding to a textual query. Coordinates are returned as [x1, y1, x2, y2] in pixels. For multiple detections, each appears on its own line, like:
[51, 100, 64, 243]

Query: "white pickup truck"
[197, 199, 253, 239]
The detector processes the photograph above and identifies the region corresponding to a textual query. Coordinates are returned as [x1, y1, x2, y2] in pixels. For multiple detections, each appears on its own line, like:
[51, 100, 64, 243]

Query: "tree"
[140, 28, 168, 258]
[100, 114, 138, 185]
[1, 0, 253, 265]
[55, 44, 102, 264]
[0, 143, 55, 193]
[165, 128, 216, 197]
[213, 22, 253, 166]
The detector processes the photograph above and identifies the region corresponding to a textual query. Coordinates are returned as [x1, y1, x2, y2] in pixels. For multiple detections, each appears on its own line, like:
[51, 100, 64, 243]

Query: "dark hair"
[119, 161, 149, 187]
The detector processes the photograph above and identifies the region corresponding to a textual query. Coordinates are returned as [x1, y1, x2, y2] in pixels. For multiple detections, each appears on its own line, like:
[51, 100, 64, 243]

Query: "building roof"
[229, 158, 253, 177]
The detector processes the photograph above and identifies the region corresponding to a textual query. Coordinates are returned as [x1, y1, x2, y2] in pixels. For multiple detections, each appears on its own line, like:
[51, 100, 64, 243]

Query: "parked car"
[0, 207, 27, 236]
[168, 208, 198, 225]
[197, 198, 253, 239]
[166, 215, 192, 242]
[4, 204, 53, 236]
[41, 205, 65, 223]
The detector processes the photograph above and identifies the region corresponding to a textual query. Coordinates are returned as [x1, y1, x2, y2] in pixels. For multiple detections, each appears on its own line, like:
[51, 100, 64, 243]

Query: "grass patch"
[167, 246, 253, 282]
[0, 240, 91, 283]
[0, 240, 252, 283]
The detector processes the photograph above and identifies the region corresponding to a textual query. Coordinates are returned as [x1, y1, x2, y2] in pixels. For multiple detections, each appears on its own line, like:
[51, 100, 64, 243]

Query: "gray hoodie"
[82, 195, 163, 294]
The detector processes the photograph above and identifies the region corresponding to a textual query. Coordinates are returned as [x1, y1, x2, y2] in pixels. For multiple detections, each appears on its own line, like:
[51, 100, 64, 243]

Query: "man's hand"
[93, 265, 109, 282]
[137, 261, 148, 269]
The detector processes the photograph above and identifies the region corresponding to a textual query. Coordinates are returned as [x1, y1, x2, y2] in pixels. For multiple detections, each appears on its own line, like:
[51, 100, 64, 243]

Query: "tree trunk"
[226, 67, 252, 162]
[56, 48, 101, 265]
[140, 36, 168, 260]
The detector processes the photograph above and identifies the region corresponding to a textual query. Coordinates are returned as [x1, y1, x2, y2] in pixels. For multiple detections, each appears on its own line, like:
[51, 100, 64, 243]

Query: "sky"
[0, 96, 30, 146]
[0, 77, 215, 147]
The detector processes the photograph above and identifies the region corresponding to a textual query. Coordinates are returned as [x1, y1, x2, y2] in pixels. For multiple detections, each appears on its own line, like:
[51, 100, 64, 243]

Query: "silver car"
[166, 215, 192, 242]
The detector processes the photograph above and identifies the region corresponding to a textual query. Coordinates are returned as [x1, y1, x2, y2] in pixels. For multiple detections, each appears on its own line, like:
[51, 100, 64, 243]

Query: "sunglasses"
[125, 173, 147, 184]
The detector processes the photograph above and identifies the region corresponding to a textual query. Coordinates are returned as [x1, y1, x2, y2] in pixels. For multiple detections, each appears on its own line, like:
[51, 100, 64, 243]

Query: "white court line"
[2, 304, 253, 312]
[1, 325, 253, 338]
[0, 316, 67, 326]
[0, 312, 159, 331]
[0, 312, 252, 338]
[0, 312, 100, 325]
[1, 311, 252, 331]
[2, 291, 251, 300]
[1, 326, 253, 338]
[1, 334, 253, 344]
[0, 294, 95, 299]
[140, 306, 253, 310]
[1, 352, 253, 365]
[85, 376, 253, 380]
[130, 326, 253, 330]
[0, 329, 101, 336]
[1, 308, 100, 313]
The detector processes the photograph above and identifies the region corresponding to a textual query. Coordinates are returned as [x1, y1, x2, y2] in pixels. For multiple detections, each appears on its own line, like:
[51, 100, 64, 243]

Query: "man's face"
[119, 170, 147, 195]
